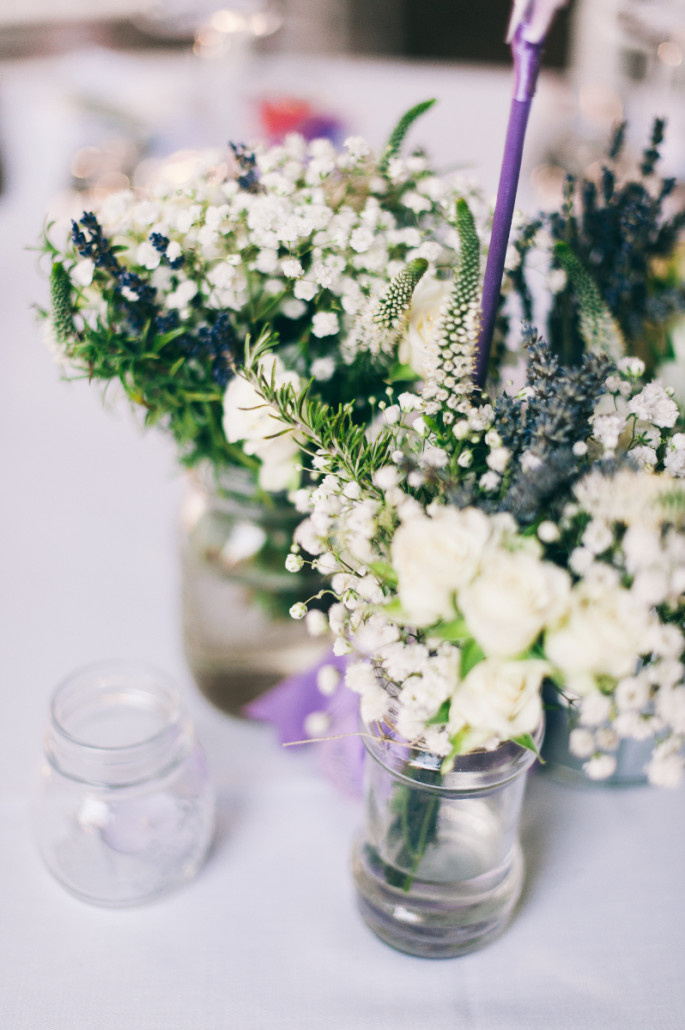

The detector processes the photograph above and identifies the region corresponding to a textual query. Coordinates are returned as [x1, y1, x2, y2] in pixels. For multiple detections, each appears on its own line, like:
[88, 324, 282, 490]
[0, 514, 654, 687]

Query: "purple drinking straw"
[474, 1, 568, 388]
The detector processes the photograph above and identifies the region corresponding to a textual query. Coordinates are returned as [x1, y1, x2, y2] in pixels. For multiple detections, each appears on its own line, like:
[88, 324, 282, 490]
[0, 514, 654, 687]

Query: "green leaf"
[460, 638, 485, 678]
[377, 597, 406, 622]
[512, 733, 544, 761]
[427, 700, 450, 726]
[367, 560, 398, 588]
[388, 362, 420, 383]
[430, 616, 469, 642]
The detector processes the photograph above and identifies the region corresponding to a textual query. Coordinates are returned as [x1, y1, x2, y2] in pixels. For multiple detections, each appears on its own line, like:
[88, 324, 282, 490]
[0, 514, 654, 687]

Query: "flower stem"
[400, 791, 441, 893]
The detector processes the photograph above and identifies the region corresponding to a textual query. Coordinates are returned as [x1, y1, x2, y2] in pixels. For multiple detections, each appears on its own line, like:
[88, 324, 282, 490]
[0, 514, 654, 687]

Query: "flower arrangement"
[41, 101, 517, 495]
[37, 8, 685, 787]
[245, 179, 685, 788]
[39, 100, 537, 712]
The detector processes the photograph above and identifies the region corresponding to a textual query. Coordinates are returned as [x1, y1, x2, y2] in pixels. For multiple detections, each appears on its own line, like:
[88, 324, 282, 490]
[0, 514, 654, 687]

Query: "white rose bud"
[545, 582, 649, 689]
[398, 276, 452, 378]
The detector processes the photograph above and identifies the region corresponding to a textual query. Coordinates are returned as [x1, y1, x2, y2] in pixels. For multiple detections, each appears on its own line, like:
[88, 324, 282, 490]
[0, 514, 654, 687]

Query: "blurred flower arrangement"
[246, 163, 685, 788]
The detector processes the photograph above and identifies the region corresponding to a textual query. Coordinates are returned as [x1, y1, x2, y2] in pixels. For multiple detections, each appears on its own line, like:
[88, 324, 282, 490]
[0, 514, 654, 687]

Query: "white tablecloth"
[1, 47, 684, 1030]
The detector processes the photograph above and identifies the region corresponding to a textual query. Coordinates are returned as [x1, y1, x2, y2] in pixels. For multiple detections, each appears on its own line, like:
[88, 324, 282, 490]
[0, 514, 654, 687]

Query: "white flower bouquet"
[246, 189, 685, 789]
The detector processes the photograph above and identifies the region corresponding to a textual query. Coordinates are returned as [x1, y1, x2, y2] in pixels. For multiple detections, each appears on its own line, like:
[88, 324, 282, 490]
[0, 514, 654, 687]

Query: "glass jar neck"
[361, 719, 543, 797]
[45, 663, 190, 788]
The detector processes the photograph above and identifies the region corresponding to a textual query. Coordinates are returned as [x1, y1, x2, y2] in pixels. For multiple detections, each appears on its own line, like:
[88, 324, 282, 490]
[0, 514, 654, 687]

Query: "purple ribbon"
[246, 651, 365, 798]
[474, 26, 544, 388]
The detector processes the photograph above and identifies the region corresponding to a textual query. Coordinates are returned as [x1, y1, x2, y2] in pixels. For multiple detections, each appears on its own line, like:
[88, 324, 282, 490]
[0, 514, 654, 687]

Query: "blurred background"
[2, 0, 685, 217]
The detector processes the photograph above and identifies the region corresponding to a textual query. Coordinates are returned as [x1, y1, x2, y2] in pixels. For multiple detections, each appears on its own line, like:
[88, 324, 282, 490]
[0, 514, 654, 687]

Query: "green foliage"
[423, 198, 481, 413]
[379, 99, 436, 174]
[244, 333, 395, 486]
[545, 119, 685, 369]
[373, 258, 428, 333]
[459, 637, 485, 678]
[366, 560, 399, 588]
[384, 779, 441, 891]
[512, 733, 542, 758]
[554, 242, 624, 360]
[49, 262, 75, 345]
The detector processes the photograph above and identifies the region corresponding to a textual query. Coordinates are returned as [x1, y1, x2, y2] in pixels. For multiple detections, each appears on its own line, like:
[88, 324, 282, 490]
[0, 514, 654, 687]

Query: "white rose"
[399, 275, 452, 377]
[256, 433, 302, 492]
[222, 358, 301, 492]
[391, 506, 492, 626]
[459, 548, 571, 658]
[72, 258, 95, 287]
[545, 582, 649, 692]
[447, 658, 547, 749]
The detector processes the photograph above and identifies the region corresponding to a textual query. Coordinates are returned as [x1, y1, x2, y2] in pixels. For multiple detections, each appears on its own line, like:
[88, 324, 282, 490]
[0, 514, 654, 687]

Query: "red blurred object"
[258, 96, 345, 143]
[260, 97, 313, 137]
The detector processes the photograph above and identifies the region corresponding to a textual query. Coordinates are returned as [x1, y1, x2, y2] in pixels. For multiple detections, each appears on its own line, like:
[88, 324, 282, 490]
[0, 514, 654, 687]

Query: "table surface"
[1, 46, 684, 1030]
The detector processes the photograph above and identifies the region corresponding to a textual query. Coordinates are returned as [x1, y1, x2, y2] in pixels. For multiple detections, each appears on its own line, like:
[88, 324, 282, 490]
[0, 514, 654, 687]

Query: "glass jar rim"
[50, 660, 183, 752]
[46, 661, 189, 786]
[361, 716, 544, 797]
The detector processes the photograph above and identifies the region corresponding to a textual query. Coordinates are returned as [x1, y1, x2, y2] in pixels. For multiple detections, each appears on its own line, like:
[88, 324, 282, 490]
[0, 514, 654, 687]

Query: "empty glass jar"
[32, 662, 215, 906]
[352, 721, 542, 958]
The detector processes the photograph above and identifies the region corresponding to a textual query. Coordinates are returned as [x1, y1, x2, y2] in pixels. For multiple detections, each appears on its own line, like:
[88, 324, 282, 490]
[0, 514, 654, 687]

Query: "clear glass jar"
[351, 721, 542, 958]
[31, 662, 215, 907]
[180, 467, 329, 715]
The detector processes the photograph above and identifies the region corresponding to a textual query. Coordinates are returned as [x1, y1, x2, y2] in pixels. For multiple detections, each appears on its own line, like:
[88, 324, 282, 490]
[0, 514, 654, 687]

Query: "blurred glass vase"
[540, 686, 652, 787]
[180, 468, 328, 715]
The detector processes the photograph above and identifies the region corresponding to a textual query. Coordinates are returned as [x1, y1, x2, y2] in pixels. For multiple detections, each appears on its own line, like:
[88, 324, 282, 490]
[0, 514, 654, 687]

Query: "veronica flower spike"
[475, 0, 569, 387]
